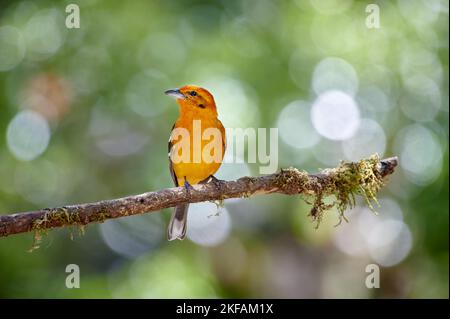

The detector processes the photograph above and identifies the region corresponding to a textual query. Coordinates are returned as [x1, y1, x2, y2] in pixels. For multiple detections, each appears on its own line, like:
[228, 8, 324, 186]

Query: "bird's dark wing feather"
[220, 119, 226, 153]
[168, 123, 178, 187]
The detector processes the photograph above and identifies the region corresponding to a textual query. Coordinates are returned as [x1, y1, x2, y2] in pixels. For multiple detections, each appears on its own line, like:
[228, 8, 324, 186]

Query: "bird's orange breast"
[170, 115, 226, 186]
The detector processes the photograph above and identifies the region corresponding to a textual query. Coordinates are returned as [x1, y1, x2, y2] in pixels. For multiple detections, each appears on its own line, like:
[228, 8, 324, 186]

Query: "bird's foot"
[183, 178, 193, 198]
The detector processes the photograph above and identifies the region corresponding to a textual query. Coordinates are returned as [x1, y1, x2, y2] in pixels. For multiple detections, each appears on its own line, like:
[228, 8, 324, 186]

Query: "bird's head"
[165, 85, 217, 115]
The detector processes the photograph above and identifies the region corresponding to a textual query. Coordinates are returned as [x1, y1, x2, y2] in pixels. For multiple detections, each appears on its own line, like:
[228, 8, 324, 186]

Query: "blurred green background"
[0, 0, 448, 298]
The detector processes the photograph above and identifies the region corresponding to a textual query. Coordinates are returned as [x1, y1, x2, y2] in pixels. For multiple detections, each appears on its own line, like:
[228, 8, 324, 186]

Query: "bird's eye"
[189, 91, 197, 96]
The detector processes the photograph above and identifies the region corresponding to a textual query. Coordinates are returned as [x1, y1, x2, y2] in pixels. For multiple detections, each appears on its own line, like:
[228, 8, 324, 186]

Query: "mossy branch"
[0, 154, 397, 244]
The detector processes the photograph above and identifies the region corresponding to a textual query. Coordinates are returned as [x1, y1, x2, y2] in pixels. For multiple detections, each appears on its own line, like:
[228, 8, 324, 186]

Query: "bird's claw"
[184, 179, 193, 198]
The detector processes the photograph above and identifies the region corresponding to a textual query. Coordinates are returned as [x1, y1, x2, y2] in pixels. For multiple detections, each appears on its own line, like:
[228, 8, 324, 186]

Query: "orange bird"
[165, 85, 226, 241]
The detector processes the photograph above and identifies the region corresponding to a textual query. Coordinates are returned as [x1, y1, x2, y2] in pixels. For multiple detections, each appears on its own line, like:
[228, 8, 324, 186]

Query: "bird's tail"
[167, 204, 189, 241]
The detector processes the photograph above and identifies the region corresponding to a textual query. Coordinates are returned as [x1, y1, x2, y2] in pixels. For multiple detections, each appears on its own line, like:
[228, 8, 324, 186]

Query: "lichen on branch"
[0, 154, 398, 249]
[307, 154, 385, 227]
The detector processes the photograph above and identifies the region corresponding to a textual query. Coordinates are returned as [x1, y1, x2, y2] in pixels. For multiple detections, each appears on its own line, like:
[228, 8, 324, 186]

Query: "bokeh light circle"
[14, 160, 61, 206]
[400, 75, 441, 122]
[7, 111, 51, 161]
[0, 26, 26, 71]
[24, 9, 65, 60]
[200, 77, 260, 128]
[395, 124, 443, 186]
[357, 86, 391, 117]
[312, 57, 359, 96]
[342, 118, 386, 161]
[313, 139, 345, 166]
[367, 220, 413, 267]
[100, 214, 164, 259]
[333, 202, 412, 267]
[187, 202, 231, 247]
[126, 69, 171, 117]
[277, 100, 320, 149]
[311, 90, 360, 140]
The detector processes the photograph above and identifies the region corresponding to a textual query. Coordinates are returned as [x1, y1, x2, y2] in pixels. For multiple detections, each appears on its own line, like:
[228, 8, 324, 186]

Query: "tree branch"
[0, 155, 398, 239]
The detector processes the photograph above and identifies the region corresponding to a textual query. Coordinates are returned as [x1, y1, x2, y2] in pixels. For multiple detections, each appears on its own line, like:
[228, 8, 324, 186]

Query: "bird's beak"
[164, 88, 185, 100]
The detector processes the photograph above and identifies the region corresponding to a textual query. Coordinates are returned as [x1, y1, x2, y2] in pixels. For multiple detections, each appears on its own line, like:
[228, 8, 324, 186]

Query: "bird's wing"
[218, 118, 226, 154]
[168, 123, 179, 187]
